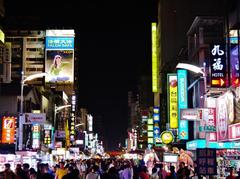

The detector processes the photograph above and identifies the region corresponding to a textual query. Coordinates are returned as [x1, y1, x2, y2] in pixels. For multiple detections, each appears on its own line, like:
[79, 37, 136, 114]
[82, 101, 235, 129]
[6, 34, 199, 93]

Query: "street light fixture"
[19, 72, 48, 151]
[176, 62, 209, 146]
[54, 104, 71, 130]
[176, 62, 207, 104]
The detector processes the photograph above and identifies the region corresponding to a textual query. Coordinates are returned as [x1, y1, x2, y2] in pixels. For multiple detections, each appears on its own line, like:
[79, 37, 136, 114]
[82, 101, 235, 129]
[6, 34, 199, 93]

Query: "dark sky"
[4, 0, 155, 150]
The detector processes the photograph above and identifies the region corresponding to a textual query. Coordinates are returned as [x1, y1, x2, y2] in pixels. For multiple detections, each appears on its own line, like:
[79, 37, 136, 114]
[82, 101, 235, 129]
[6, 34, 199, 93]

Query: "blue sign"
[46, 37, 74, 49]
[187, 140, 240, 150]
[177, 70, 188, 140]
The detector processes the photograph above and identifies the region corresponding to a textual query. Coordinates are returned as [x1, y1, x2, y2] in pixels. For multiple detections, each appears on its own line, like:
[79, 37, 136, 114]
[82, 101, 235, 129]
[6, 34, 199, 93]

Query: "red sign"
[2, 116, 16, 144]
[228, 123, 240, 140]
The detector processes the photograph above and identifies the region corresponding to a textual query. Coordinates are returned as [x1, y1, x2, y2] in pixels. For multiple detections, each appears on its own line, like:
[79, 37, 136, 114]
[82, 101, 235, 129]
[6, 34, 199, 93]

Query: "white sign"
[23, 113, 46, 124]
[180, 108, 206, 121]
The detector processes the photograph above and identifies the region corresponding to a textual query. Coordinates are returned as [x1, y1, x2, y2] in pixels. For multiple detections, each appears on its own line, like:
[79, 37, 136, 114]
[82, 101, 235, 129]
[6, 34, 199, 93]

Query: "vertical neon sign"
[177, 70, 188, 140]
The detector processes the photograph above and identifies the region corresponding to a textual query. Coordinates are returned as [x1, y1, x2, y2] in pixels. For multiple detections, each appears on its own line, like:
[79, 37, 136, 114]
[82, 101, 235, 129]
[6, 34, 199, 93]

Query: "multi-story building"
[5, 30, 45, 84]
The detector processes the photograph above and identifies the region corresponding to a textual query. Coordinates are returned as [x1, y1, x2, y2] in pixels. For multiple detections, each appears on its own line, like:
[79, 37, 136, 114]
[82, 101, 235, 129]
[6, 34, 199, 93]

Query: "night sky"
[4, 0, 155, 150]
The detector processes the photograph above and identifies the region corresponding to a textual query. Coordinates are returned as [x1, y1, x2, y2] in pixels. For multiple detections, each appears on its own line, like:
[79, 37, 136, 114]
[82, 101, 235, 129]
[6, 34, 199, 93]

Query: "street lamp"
[176, 62, 207, 104]
[54, 104, 71, 129]
[176, 62, 209, 145]
[19, 72, 48, 151]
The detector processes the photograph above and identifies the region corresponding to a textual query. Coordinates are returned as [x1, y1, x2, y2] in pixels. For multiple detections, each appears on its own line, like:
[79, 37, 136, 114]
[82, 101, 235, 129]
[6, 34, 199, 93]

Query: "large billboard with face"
[45, 30, 75, 85]
[45, 50, 74, 83]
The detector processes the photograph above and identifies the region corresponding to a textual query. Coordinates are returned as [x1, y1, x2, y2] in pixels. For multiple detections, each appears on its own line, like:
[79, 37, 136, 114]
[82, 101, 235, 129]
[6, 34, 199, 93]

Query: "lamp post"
[176, 62, 209, 146]
[19, 72, 47, 151]
[176, 63, 207, 105]
[53, 104, 71, 147]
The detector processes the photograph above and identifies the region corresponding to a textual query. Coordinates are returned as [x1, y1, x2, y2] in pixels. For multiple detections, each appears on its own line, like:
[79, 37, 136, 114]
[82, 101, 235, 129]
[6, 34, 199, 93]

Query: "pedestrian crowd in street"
[0, 158, 239, 179]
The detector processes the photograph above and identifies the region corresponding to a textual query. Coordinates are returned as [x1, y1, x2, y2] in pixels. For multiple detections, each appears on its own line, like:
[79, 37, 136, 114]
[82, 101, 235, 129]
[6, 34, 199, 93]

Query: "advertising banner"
[230, 44, 240, 86]
[210, 44, 227, 87]
[217, 94, 228, 141]
[46, 37, 74, 49]
[180, 108, 205, 121]
[152, 22, 159, 92]
[43, 130, 51, 145]
[199, 108, 216, 133]
[1, 116, 16, 144]
[32, 124, 40, 149]
[23, 113, 46, 124]
[69, 112, 75, 141]
[196, 148, 217, 175]
[229, 123, 240, 141]
[177, 70, 188, 140]
[167, 74, 178, 128]
[45, 50, 74, 83]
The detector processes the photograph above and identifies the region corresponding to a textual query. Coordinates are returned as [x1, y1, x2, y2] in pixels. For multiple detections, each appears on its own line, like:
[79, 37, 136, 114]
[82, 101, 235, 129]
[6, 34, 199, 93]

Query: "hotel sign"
[210, 44, 227, 87]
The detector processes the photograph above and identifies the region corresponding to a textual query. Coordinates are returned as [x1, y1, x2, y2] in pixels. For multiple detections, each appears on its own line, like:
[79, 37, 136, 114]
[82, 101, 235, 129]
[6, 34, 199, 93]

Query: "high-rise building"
[5, 30, 45, 84]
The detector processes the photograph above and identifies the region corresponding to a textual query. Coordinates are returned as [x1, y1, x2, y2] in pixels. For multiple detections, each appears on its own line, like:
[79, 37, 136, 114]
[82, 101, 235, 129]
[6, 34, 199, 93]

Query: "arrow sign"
[234, 79, 239, 85]
[211, 79, 220, 85]
[220, 79, 225, 86]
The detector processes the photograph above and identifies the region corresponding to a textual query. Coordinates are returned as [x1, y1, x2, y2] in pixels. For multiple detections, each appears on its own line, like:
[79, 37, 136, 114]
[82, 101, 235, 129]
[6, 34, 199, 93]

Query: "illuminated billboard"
[210, 44, 227, 87]
[167, 74, 178, 128]
[152, 22, 159, 92]
[45, 30, 75, 85]
[32, 124, 40, 149]
[177, 70, 188, 140]
[1, 116, 16, 144]
[45, 50, 74, 83]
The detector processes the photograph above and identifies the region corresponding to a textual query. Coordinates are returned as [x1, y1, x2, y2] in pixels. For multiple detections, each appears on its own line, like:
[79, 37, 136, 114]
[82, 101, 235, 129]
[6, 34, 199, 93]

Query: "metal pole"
[203, 63, 209, 149]
[19, 71, 24, 151]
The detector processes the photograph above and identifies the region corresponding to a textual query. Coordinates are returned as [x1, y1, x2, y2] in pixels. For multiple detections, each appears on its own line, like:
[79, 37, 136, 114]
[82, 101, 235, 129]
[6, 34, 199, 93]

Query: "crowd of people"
[0, 158, 235, 179]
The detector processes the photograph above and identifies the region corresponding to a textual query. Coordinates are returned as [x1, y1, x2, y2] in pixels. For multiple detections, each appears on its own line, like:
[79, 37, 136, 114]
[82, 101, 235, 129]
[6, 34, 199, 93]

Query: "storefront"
[187, 139, 240, 178]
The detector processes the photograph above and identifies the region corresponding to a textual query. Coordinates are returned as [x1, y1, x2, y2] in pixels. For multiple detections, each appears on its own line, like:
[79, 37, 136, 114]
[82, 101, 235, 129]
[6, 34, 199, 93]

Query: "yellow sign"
[0, 29, 5, 43]
[168, 74, 178, 128]
[160, 131, 174, 144]
[152, 22, 159, 92]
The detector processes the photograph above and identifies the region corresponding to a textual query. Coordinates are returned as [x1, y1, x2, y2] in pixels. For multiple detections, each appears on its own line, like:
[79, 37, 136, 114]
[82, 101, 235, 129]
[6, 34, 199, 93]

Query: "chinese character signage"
[46, 37, 74, 49]
[199, 108, 217, 142]
[229, 123, 240, 140]
[210, 44, 227, 87]
[177, 70, 188, 140]
[180, 108, 204, 121]
[148, 118, 154, 144]
[23, 113, 46, 124]
[217, 95, 228, 141]
[230, 44, 240, 87]
[196, 149, 217, 176]
[1, 116, 16, 144]
[69, 112, 75, 141]
[152, 22, 159, 92]
[43, 130, 51, 144]
[153, 107, 160, 144]
[167, 74, 178, 129]
[32, 124, 40, 149]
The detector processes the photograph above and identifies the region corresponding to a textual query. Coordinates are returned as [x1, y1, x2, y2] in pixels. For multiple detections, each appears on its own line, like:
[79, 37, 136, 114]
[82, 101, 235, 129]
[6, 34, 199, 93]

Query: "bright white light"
[176, 63, 204, 75]
[23, 73, 47, 83]
[56, 105, 71, 111]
